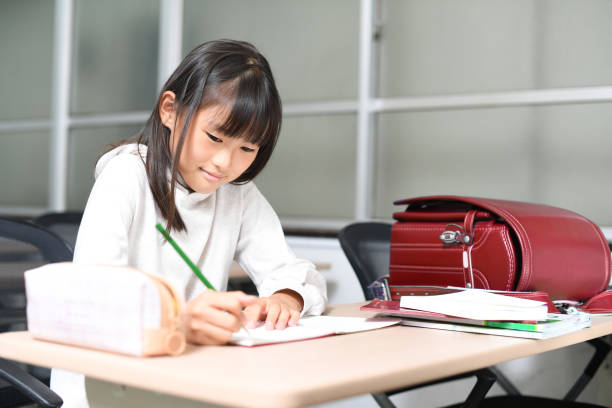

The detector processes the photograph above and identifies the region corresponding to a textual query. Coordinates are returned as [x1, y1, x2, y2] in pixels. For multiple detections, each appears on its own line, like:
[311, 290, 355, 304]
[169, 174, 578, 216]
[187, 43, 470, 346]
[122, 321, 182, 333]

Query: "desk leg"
[85, 377, 226, 408]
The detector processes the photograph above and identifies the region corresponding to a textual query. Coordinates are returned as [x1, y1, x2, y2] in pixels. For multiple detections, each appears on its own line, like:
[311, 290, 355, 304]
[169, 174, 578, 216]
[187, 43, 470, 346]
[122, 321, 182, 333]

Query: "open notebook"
[230, 316, 400, 347]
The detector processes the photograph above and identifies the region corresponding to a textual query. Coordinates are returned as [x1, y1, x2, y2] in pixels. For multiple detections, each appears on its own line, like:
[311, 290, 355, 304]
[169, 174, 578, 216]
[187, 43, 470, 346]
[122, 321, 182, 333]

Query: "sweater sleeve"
[72, 154, 143, 266]
[234, 183, 327, 316]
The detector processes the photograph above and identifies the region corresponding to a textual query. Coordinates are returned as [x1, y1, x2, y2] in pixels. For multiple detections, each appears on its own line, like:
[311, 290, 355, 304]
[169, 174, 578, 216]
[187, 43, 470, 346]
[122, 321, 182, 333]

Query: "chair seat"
[445, 395, 608, 408]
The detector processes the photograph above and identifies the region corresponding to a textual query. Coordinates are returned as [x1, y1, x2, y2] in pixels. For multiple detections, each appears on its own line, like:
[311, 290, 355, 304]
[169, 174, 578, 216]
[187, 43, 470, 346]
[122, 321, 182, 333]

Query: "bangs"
[204, 73, 279, 147]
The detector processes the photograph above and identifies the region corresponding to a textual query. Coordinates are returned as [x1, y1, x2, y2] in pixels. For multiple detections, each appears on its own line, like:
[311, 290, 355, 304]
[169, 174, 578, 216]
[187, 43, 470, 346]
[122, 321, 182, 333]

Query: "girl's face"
[167, 104, 260, 194]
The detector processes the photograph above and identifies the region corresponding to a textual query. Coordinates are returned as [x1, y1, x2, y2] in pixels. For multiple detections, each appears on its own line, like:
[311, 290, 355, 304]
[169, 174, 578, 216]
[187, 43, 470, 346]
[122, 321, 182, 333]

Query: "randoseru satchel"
[388, 196, 612, 311]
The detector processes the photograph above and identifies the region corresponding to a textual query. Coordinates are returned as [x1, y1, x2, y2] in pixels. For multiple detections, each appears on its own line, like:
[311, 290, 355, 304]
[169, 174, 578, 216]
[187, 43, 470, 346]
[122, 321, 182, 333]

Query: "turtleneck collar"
[174, 174, 213, 207]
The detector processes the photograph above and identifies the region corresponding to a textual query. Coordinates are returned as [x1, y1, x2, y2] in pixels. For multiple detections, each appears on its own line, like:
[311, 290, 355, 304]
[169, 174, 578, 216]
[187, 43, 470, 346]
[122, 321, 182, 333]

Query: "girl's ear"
[159, 91, 177, 129]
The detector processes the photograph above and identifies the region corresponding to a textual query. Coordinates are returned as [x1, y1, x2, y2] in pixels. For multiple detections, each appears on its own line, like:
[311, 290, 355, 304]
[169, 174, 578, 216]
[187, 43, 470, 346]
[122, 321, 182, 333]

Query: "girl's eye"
[207, 132, 222, 143]
[241, 146, 256, 153]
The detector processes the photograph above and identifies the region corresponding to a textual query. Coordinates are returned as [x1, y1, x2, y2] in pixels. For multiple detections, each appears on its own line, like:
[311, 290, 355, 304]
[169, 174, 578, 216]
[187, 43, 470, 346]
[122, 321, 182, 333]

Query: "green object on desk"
[155, 222, 216, 291]
[483, 318, 560, 332]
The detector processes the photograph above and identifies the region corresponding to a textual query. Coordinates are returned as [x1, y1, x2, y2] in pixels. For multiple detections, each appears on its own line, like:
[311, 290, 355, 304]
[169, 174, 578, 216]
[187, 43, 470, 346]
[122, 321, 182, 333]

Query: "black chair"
[339, 222, 498, 406]
[338, 222, 610, 408]
[0, 218, 67, 407]
[338, 222, 392, 300]
[33, 211, 83, 252]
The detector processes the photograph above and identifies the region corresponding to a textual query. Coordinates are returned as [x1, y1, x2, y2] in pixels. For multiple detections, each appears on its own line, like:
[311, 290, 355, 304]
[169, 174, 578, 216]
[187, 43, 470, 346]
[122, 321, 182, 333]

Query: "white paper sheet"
[399, 288, 548, 321]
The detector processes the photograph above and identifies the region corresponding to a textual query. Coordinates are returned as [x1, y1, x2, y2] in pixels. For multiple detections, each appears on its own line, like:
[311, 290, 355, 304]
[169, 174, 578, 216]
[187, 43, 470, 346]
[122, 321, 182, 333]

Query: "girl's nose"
[212, 148, 232, 169]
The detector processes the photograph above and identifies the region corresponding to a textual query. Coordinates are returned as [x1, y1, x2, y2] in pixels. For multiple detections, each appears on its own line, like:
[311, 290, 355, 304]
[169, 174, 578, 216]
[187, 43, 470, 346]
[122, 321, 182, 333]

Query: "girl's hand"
[243, 289, 304, 330]
[184, 291, 257, 345]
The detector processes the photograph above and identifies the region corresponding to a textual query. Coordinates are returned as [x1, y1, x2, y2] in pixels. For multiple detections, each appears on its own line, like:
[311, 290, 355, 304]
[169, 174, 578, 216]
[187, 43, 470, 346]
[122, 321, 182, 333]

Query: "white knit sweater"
[51, 143, 327, 407]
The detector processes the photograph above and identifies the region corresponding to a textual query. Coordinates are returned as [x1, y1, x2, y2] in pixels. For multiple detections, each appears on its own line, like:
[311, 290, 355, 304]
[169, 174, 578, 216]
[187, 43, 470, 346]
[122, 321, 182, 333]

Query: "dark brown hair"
[125, 40, 282, 232]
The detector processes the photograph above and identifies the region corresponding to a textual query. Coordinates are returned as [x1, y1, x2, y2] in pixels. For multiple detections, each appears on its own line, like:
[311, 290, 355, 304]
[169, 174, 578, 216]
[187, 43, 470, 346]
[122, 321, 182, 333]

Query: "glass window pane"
[0, 131, 49, 206]
[537, 1, 612, 89]
[183, 0, 359, 103]
[380, 0, 612, 97]
[375, 103, 612, 226]
[256, 114, 356, 218]
[71, 0, 159, 114]
[67, 125, 142, 209]
[0, 0, 54, 120]
[535, 103, 612, 225]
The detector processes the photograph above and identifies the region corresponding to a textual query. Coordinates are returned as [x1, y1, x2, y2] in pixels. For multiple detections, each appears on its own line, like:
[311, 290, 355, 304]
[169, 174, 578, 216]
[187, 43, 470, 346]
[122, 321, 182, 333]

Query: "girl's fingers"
[190, 291, 256, 318]
[243, 301, 265, 328]
[275, 307, 291, 330]
[288, 309, 301, 327]
[185, 291, 259, 344]
[193, 293, 304, 333]
[231, 291, 259, 308]
[188, 320, 235, 345]
[189, 305, 242, 332]
[265, 302, 281, 330]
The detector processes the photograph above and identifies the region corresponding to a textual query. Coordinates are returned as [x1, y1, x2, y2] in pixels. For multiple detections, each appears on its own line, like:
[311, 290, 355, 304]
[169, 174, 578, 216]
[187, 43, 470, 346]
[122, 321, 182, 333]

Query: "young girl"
[51, 39, 327, 407]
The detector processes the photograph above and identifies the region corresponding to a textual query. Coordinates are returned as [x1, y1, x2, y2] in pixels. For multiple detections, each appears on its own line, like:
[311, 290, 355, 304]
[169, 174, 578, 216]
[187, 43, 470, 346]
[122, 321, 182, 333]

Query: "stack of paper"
[399, 288, 548, 321]
[360, 288, 593, 340]
[399, 313, 592, 339]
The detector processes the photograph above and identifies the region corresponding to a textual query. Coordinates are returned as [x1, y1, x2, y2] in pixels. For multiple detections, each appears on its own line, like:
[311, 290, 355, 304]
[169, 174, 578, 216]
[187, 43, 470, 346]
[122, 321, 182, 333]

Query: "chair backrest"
[0, 219, 71, 407]
[33, 212, 83, 251]
[0, 218, 73, 323]
[338, 222, 392, 300]
[0, 218, 73, 263]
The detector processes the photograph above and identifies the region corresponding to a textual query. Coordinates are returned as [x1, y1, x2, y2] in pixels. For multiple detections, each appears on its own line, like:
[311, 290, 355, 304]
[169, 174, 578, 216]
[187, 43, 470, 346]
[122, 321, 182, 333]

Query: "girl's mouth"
[200, 168, 223, 182]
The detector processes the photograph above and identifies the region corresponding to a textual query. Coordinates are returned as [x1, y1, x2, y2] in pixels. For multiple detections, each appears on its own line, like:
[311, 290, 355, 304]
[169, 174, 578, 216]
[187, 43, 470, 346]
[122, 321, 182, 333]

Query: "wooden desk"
[0, 304, 611, 408]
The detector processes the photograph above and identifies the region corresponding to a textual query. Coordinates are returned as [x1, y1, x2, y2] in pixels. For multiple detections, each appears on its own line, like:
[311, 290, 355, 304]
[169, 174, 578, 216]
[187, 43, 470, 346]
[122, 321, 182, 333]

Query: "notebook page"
[230, 316, 400, 346]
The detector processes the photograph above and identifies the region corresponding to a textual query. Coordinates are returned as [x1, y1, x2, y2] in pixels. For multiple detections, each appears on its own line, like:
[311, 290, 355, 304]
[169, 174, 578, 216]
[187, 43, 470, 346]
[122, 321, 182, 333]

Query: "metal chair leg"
[372, 392, 396, 408]
[460, 368, 497, 408]
[564, 337, 611, 401]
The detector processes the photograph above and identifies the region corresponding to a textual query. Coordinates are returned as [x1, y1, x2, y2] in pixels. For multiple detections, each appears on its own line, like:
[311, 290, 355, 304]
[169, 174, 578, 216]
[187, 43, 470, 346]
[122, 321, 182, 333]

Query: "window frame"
[1, 0, 612, 233]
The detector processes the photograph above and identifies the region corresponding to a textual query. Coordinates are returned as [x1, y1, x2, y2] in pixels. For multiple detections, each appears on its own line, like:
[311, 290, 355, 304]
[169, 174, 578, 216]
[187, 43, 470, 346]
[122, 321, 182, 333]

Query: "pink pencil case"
[25, 262, 186, 357]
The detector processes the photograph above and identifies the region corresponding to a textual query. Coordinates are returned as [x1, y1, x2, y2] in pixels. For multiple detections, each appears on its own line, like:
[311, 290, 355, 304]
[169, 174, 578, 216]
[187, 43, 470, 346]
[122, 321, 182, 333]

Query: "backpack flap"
[392, 196, 611, 302]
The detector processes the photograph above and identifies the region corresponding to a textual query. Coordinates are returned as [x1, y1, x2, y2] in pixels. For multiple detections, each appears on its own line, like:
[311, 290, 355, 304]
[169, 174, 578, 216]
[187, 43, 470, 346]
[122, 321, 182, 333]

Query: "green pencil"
[155, 223, 216, 291]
